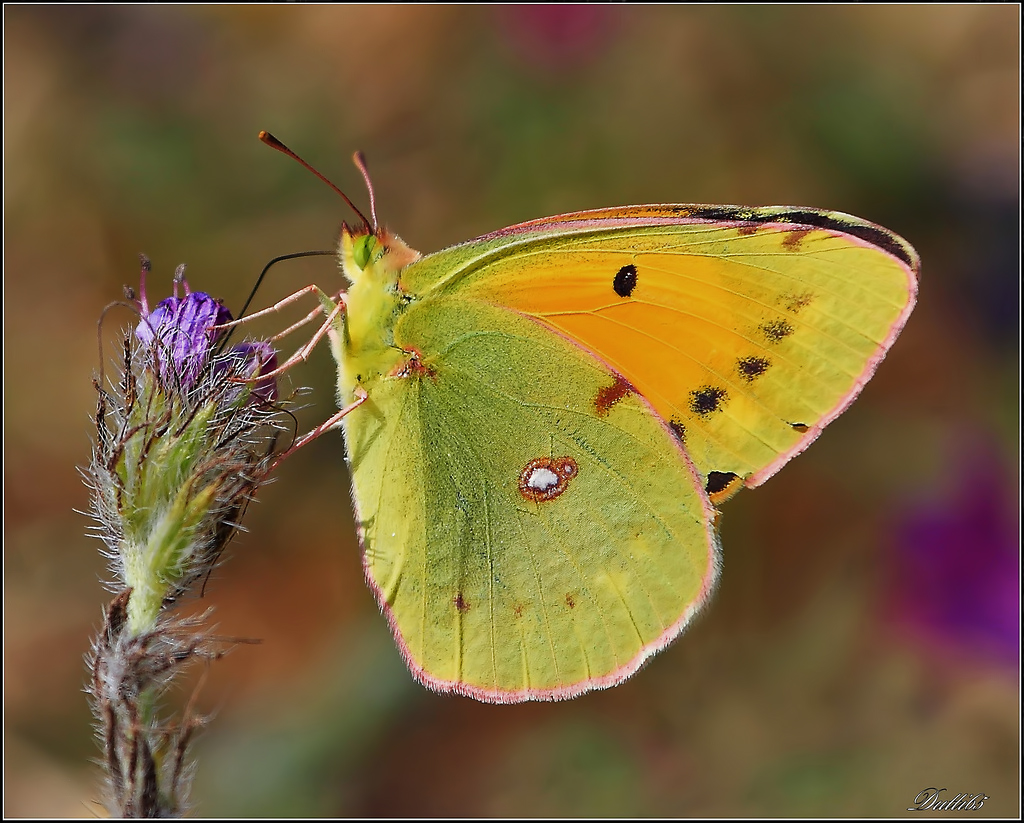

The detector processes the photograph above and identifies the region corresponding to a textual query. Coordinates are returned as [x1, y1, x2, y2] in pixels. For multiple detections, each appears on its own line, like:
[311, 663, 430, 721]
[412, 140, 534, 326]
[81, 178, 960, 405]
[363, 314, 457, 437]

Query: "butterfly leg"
[213, 284, 343, 332]
[231, 297, 345, 383]
[267, 302, 338, 344]
[268, 386, 367, 471]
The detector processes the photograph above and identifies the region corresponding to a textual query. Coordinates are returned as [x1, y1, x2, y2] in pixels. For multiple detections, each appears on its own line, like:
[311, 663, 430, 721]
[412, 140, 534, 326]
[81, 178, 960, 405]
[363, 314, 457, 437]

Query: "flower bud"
[88, 259, 294, 817]
[218, 340, 280, 403]
[93, 260, 283, 633]
[135, 291, 232, 390]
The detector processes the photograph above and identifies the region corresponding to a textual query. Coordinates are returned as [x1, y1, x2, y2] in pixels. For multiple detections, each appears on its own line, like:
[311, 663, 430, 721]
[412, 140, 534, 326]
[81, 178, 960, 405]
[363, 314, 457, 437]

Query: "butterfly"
[265, 135, 919, 703]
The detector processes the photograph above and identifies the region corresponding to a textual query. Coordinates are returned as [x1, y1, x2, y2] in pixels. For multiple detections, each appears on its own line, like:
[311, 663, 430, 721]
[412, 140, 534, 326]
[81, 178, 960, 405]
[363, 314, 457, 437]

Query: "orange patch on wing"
[595, 375, 635, 417]
[782, 228, 813, 250]
[390, 349, 436, 379]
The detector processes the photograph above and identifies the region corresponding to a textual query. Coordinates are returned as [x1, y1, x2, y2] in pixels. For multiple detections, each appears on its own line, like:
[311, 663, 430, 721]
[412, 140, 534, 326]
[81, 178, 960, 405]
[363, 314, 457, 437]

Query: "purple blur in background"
[889, 437, 1019, 665]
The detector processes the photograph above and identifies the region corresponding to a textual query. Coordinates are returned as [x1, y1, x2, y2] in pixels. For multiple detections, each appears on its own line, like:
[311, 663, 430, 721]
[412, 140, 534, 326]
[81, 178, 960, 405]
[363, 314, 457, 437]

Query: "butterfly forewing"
[400, 206, 918, 496]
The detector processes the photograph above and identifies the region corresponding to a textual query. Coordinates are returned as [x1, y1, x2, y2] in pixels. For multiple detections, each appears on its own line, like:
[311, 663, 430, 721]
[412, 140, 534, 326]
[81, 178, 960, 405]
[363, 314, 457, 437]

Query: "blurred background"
[4, 5, 1019, 817]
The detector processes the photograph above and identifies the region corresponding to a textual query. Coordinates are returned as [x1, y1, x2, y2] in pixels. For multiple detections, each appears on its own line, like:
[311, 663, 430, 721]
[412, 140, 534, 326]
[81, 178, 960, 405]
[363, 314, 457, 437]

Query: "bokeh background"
[4, 5, 1019, 817]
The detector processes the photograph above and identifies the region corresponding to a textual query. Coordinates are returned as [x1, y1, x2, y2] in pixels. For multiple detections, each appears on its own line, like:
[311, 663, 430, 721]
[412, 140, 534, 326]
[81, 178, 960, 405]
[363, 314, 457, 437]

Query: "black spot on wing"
[673, 205, 754, 222]
[689, 386, 728, 416]
[613, 264, 638, 297]
[706, 470, 744, 504]
[772, 209, 918, 271]
[790, 422, 809, 433]
[737, 355, 771, 383]
[759, 319, 794, 343]
[669, 418, 686, 442]
[705, 471, 739, 495]
[780, 291, 815, 313]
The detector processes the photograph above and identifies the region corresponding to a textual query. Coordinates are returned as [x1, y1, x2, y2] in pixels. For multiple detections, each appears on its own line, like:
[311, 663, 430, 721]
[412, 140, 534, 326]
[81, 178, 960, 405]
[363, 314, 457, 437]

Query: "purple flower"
[133, 258, 278, 403]
[135, 259, 233, 390]
[217, 340, 279, 403]
[136, 291, 233, 388]
[887, 436, 1019, 665]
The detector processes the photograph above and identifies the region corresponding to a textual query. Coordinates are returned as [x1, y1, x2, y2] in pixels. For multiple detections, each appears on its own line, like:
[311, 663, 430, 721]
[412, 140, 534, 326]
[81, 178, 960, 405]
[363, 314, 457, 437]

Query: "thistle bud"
[216, 340, 280, 404]
[87, 257, 288, 816]
[135, 289, 232, 389]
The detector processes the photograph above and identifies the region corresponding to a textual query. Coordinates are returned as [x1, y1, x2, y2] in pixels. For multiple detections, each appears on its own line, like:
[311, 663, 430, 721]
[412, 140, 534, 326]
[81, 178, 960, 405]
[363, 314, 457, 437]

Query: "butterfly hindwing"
[343, 295, 719, 701]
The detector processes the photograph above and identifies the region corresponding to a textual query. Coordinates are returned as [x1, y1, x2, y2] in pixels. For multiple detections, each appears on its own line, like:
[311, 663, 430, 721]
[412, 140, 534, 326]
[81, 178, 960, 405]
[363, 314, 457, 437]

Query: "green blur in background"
[4, 5, 1019, 817]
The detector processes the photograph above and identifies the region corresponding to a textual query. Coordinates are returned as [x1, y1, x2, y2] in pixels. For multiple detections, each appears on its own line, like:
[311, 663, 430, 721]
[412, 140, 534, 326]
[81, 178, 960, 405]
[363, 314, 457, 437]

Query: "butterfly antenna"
[258, 131, 372, 230]
[217, 249, 336, 352]
[352, 151, 378, 231]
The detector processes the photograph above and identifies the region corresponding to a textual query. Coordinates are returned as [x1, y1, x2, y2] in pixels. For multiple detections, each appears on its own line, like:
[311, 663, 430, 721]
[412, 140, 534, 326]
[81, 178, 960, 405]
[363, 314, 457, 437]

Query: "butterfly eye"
[353, 235, 376, 269]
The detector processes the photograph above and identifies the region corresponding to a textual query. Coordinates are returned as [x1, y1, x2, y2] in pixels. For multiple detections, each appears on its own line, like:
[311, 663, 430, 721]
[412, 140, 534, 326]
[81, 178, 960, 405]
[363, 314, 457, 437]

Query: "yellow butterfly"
[265, 134, 918, 703]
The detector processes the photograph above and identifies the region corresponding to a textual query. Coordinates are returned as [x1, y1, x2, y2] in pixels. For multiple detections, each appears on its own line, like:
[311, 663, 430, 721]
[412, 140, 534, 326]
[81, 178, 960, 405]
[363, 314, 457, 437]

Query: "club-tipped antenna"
[259, 131, 372, 230]
[352, 151, 378, 231]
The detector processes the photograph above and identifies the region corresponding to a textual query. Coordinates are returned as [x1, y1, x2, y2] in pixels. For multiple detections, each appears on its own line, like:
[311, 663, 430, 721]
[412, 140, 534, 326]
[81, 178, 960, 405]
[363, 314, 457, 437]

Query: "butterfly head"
[339, 223, 421, 288]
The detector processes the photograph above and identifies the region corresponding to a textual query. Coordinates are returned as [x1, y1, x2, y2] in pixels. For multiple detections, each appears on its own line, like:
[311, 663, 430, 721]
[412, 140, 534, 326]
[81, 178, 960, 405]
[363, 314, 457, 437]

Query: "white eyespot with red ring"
[518, 456, 578, 502]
